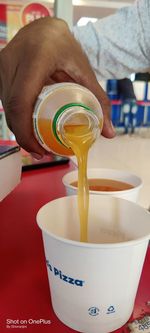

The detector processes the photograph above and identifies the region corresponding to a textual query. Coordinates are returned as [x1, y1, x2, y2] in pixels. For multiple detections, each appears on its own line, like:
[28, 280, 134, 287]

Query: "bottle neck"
[52, 103, 100, 148]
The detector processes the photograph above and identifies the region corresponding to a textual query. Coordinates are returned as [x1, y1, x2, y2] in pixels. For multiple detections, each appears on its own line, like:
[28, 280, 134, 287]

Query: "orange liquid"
[37, 117, 98, 242]
[37, 118, 73, 156]
[71, 179, 134, 192]
[63, 124, 96, 243]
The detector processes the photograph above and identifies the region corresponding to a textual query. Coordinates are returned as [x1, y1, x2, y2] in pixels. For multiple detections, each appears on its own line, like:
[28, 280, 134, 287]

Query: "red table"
[0, 161, 150, 333]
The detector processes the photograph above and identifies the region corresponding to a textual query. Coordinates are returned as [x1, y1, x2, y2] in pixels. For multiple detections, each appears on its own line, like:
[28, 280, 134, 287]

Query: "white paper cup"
[62, 168, 142, 202]
[37, 195, 150, 333]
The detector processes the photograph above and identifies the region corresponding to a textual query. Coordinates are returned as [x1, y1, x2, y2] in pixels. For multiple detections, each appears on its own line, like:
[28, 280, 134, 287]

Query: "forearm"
[73, 0, 150, 80]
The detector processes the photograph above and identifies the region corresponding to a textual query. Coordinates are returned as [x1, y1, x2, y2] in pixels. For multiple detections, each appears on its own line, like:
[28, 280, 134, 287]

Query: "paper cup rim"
[36, 195, 150, 249]
[62, 168, 143, 195]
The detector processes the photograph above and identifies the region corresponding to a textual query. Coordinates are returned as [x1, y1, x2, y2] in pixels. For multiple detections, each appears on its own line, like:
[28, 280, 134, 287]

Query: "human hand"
[0, 17, 115, 158]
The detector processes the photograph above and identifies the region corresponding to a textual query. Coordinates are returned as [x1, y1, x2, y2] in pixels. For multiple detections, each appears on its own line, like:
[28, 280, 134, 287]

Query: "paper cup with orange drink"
[62, 168, 142, 203]
[37, 195, 150, 333]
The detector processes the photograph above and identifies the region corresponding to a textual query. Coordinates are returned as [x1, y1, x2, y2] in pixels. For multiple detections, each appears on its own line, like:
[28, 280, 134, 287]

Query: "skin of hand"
[0, 17, 115, 158]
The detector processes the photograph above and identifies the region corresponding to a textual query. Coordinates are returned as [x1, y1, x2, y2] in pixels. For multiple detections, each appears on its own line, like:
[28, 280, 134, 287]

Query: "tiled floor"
[72, 130, 150, 209]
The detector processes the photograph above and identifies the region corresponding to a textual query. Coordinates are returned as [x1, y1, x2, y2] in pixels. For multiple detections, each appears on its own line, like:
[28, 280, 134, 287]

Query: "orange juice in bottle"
[33, 83, 103, 156]
[33, 83, 103, 242]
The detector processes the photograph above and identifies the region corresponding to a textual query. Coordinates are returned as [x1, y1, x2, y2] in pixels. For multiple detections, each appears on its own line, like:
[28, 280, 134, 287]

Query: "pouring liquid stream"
[63, 121, 98, 242]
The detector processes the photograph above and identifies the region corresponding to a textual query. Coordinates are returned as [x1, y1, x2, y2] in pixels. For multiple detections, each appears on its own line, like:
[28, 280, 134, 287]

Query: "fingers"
[63, 59, 115, 138]
[5, 95, 45, 156]
[5, 56, 52, 155]
[59, 33, 115, 138]
[80, 76, 115, 138]
[87, 80, 115, 138]
[1, 18, 71, 154]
